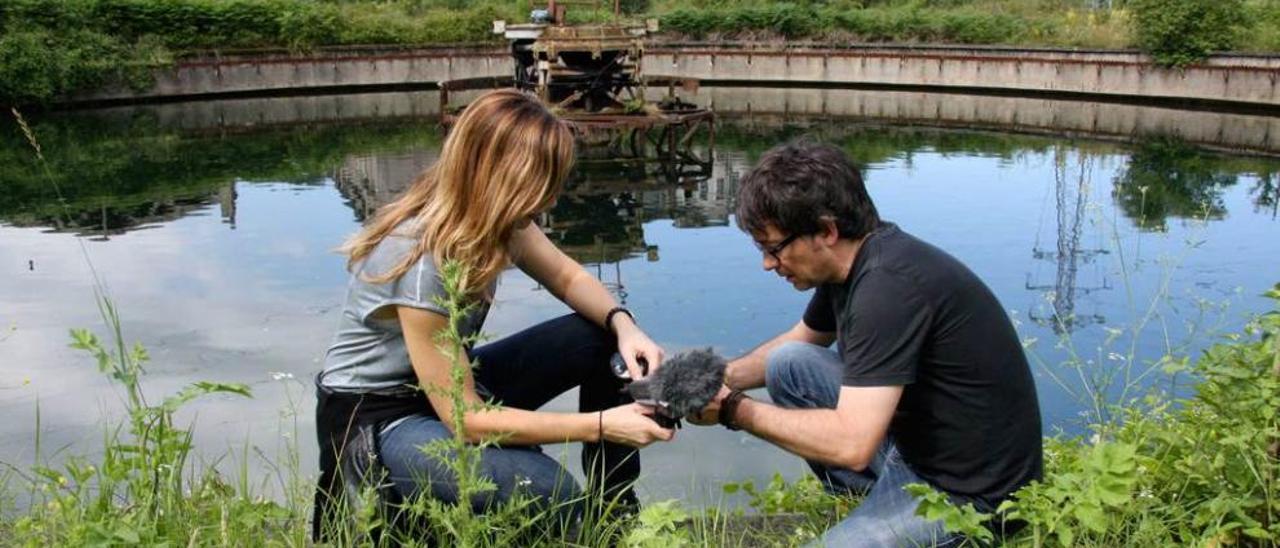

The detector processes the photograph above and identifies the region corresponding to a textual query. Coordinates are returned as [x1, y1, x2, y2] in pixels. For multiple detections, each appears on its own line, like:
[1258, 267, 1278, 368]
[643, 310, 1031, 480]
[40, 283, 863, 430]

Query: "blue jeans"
[378, 314, 637, 521]
[765, 342, 962, 548]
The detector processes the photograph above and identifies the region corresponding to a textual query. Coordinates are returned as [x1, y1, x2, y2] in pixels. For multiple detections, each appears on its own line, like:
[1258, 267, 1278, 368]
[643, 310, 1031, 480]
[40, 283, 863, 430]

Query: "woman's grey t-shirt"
[319, 226, 491, 396]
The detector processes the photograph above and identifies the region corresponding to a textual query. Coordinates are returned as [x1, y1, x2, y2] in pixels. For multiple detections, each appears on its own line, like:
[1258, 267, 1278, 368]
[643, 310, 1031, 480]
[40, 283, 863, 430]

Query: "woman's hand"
[600, 403, 675, 447]
[613, 316, 665, 379]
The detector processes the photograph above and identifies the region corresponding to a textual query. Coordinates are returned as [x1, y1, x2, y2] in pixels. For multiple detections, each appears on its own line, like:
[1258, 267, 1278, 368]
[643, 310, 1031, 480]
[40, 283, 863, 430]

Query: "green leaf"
[1056, 526, 1074, 547]
[1074, 503, 1108, 533]
[161, 381, 252, 412]
[1242, 527, 1273, 540]
[113, 527, 141, 544]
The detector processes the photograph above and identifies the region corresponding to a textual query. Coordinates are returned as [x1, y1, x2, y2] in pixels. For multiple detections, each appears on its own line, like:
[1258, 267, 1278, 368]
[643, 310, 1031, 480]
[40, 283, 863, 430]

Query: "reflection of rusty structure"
[440, 1, 713, 166]
[331, 139, 730, 295]
[334, 148, 439, 221]
[1026, 148, 1110, 334]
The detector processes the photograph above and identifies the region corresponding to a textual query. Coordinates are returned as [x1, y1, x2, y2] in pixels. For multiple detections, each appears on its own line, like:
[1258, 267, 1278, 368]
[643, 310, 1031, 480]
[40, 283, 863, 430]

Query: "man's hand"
[687, 385, 732, 426]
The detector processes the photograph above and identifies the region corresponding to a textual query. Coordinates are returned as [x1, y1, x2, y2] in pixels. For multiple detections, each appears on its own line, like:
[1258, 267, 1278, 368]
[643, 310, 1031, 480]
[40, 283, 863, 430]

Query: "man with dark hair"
[694, 140, 1043, 546]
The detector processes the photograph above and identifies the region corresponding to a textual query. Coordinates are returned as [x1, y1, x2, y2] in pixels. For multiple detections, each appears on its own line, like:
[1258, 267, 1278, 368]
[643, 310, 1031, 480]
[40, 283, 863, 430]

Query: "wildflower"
[516, 476, 532, 488]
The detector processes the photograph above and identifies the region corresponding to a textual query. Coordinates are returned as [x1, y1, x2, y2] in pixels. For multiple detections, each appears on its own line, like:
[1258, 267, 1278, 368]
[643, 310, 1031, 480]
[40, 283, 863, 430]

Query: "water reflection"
[3, 104, 1279, 504]
[1113, 137, 1240, 231]
[1024, 149, 1112, 334]
[1254, 175, 1280, 218]
[332, 138, 730, 267]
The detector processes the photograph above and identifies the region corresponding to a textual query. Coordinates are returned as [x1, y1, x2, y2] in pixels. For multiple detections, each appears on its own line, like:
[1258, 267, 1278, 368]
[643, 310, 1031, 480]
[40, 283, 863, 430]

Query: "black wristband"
[719, 390, 750, 431]
[604, 307, 634, 333]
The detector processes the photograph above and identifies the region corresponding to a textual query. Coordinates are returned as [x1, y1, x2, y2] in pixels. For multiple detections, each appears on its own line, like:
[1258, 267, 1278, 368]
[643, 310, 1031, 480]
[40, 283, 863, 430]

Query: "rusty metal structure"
[439, 0, 714, 175]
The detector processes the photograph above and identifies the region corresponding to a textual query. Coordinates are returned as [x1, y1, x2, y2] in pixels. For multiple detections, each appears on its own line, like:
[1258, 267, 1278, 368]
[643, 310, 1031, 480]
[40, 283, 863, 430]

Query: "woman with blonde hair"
[313, 89, 671, 536]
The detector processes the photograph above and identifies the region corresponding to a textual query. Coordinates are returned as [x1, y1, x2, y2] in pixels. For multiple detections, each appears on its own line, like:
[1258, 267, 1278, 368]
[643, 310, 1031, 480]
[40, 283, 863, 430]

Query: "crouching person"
[692, 140, 1043, 547]
[313, 90, 673, 541]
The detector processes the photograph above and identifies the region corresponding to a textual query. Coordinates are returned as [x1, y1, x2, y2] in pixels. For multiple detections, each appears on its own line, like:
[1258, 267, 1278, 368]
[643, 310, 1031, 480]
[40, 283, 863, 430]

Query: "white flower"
[270, 372, 294, 381]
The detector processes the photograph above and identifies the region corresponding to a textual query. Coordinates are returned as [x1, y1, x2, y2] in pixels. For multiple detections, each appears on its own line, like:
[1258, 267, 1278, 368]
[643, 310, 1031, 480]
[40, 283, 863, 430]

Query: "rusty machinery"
[439, 0, 714, 184]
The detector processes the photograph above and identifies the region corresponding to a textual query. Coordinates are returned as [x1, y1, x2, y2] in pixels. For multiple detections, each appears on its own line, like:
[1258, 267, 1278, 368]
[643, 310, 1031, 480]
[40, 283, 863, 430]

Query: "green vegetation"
[3, 0, 1279, 105]
[915, 285, 1280, 546]
[0, 0, 511, 105]
[5, 284, 1275, 545]
[1129, 0, 1249, 67]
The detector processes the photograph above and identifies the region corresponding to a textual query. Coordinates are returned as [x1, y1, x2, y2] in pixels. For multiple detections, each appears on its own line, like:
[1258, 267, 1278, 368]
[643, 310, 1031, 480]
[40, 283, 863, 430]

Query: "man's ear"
[817, 218, 840, 246]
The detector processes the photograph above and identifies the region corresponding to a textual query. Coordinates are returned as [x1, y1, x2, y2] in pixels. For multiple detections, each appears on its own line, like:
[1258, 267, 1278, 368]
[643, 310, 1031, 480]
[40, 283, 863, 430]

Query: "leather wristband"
[718, 389, 750, 431]
[604, 306, 634, 334]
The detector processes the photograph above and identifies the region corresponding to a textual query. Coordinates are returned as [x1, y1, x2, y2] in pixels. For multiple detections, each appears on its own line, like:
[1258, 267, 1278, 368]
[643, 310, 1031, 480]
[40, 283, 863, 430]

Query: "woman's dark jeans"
[377, 313, 637, 522]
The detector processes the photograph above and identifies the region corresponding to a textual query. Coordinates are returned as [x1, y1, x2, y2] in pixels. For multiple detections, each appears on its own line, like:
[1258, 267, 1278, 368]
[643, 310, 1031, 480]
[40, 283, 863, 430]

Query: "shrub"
[1129, 0, 1248, 67]
[0, 27, 165, 105]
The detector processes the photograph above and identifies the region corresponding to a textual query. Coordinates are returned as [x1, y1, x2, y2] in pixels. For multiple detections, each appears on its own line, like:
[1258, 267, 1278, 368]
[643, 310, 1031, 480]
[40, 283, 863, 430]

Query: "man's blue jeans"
[765, 342, 962, 548]
[377, 314, 637, 522]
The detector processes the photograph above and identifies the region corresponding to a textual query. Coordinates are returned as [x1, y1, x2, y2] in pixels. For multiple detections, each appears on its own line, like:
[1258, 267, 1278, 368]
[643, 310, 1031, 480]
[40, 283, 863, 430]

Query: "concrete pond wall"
[648, 44, 1280, 111]
[70, 43, 1280, 154]
[76, 43, 1280, 111]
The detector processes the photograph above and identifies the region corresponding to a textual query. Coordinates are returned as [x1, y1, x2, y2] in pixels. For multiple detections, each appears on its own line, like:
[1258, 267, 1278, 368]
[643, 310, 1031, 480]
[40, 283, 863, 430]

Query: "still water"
[1, 93, 1278, 503]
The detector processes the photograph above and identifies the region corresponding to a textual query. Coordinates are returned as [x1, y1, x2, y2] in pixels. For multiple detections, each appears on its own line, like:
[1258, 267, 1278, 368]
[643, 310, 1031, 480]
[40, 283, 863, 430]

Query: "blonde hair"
[340, 89, 575, 297]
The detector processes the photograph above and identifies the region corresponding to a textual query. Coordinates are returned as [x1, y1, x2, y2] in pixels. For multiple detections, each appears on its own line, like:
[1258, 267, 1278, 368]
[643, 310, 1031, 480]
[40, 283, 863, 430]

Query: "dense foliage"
[11, 283, 1274, 545]
[2, 0, 1279, 105]
[661, 3, 1031, 43]
[911, 285, 1280, 546]
[0, 0, 508, 105]
[1129, 0, 1249, 67]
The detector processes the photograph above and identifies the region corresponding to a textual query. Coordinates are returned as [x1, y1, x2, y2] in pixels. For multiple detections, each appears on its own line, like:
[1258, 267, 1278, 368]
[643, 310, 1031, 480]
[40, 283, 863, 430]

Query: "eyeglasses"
[757, 233, 800, 261]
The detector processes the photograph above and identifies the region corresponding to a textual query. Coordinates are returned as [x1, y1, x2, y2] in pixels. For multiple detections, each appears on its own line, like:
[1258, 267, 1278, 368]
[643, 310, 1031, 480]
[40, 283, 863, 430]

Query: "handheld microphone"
[610, 348, 727, 428]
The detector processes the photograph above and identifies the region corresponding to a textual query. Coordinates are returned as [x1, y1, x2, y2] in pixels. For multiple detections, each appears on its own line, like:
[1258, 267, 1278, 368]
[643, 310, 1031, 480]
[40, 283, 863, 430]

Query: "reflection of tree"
[706, 120, 1055, 167]
[1252, 172, 1279, 219]
[0, 114, 439, 234]
[1112, 137, 1237, 230]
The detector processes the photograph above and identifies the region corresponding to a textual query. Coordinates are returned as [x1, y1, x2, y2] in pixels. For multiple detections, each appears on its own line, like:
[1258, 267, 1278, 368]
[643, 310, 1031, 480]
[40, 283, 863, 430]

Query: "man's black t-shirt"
[803, 222, 1042, 511]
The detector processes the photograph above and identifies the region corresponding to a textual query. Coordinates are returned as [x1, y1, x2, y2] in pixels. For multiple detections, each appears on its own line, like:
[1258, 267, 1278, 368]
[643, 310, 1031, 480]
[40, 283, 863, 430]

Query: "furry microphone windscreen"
[650, 348, 727, 417]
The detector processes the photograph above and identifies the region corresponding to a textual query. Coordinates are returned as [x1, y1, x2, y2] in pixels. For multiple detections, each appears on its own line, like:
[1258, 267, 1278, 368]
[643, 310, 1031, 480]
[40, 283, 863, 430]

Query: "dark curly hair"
[735, 139, 879, 240]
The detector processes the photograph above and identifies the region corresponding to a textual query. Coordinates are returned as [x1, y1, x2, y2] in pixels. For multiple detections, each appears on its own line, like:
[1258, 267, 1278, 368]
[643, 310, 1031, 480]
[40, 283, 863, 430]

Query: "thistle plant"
[384, 259, 548, 546]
